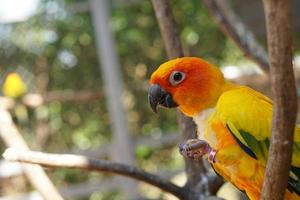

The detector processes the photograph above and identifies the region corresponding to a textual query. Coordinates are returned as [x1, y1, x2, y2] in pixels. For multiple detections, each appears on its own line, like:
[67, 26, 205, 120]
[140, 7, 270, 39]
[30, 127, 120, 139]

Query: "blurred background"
[0, 0, 300, 200]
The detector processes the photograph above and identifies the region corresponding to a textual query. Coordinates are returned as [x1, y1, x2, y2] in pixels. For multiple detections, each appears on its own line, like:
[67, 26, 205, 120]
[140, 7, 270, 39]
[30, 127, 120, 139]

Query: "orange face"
[149, 57, 225, 116]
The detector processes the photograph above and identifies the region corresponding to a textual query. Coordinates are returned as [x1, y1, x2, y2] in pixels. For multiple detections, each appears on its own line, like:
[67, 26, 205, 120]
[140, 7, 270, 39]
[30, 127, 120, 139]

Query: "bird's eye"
[169, 71, 185, 86]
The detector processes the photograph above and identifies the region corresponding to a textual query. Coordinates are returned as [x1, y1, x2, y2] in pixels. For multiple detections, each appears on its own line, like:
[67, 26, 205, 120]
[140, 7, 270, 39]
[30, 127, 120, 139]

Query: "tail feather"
[288, 167, 300, 196]
[288, 126, 300, 197]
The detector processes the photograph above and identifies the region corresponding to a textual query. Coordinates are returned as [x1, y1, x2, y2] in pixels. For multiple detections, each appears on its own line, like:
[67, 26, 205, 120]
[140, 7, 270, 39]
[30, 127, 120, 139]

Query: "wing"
[216, 86, 300, 165]
[216, 86, 272, 164]
[216, 86, 300, 195]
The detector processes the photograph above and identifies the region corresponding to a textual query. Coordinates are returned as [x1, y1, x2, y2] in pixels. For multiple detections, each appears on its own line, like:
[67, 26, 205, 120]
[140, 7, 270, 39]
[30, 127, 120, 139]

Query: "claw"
[179, 139, 216, 162]
[179, 143, 185, 153]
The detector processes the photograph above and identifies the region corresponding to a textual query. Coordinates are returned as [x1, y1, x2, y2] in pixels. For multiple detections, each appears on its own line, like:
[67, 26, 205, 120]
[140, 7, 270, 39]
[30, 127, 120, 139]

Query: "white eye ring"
[169, 71, 185, 86]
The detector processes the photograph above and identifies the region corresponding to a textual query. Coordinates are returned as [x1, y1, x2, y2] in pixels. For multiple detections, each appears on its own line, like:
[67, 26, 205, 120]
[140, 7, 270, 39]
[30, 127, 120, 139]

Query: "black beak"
[148, 84, 178, 113]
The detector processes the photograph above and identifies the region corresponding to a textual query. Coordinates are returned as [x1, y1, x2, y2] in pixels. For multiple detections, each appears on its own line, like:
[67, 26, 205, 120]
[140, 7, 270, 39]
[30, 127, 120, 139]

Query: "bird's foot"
[179, 139, 217, 163]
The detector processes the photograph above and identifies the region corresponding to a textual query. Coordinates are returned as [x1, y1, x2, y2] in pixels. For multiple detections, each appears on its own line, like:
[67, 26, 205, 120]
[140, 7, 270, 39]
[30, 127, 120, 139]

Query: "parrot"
[148, 57, 300, 200]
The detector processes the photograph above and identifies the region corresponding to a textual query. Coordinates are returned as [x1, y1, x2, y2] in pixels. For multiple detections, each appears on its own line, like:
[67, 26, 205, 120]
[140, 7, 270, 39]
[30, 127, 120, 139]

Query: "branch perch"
[2, 148, 188, 199]
[261, 0, 296, 199]
[0, 109, 63, 200]
[203, 0, 269, 73]
[151, 0, 223, 198]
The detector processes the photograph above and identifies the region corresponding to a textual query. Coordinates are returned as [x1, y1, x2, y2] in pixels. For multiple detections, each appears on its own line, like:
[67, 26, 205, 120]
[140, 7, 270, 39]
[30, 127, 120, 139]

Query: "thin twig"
[0, 109, 63, 200]
[0, 90, 103, 109]
[44, 90, 102, 103]
[151, 0, 183, 58]
[203, 0, 269, 73]
[260, 0, 296, 199]
[2, 148, 188, 199]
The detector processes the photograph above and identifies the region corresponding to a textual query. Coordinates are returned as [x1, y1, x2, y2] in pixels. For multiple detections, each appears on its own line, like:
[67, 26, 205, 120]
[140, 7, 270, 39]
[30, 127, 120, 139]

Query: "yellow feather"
[205, 85, 300, 199]
[2, 73, 27, 98]
[216, 86, 272, 141]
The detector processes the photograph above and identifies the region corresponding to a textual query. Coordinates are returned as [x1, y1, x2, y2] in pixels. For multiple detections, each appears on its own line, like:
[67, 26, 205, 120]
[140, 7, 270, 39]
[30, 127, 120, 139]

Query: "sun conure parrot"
[148, 57, 300, 200]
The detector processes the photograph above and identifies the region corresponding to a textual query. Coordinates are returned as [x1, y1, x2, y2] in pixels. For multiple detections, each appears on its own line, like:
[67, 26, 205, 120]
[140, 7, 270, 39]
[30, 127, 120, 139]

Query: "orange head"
[149, 57, 227, 117]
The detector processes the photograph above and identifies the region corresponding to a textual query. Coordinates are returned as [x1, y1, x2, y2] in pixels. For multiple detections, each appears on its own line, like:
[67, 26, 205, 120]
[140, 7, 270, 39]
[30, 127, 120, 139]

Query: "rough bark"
[261, 0, 296, 199]
[151, 0, 223, 199]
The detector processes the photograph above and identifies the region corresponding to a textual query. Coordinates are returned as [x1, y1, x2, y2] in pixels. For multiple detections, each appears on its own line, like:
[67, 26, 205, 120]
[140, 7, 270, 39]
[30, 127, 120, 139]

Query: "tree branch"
[151, 0, 223, 198]
[44, 90, 103, 103]
[2, 148, 188, 200]
[0, 109, 63, 200]
[151, 0, 183, 58]
[0, 90, 103, 109]
[202, 0, 269, 73]
[261, 0, 296, 199]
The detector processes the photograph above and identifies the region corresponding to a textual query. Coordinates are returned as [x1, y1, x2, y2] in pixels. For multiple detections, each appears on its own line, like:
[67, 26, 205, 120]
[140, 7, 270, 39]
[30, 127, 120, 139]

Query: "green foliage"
[135, 145, 153, 159]
[0, 0, 230, 199]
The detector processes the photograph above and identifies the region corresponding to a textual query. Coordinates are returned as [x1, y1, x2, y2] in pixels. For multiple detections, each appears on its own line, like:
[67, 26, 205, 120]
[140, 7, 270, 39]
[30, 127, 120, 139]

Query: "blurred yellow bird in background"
[2, 73, 27, 98]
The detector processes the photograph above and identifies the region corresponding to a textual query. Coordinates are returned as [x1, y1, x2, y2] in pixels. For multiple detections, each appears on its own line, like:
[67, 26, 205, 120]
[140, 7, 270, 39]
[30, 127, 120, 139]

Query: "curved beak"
[148, 84, 178, 113]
